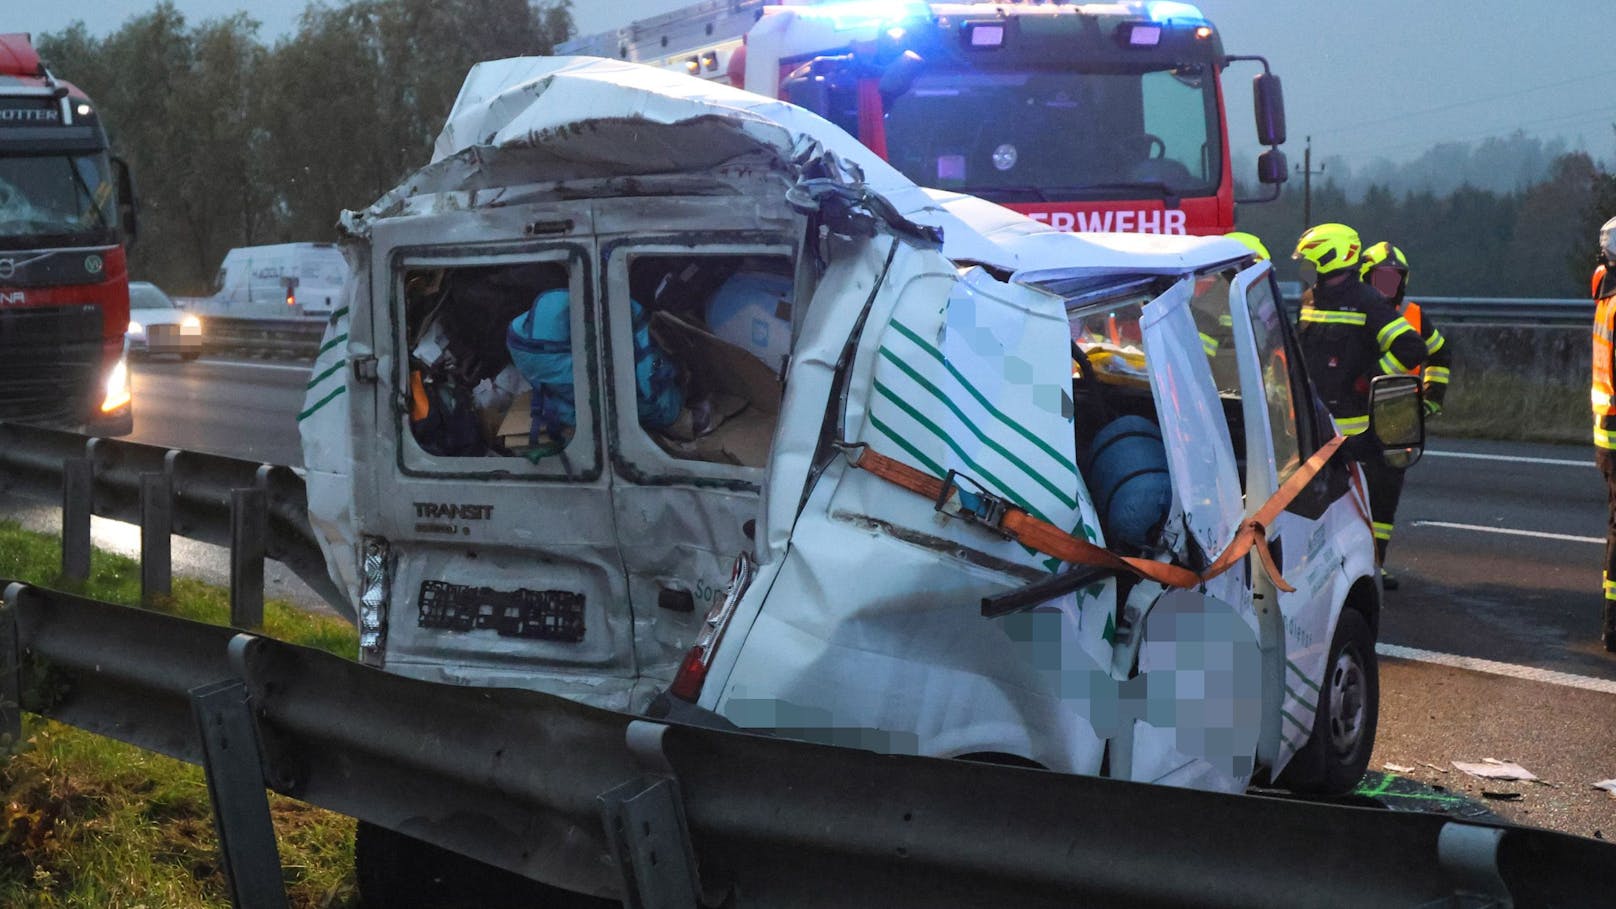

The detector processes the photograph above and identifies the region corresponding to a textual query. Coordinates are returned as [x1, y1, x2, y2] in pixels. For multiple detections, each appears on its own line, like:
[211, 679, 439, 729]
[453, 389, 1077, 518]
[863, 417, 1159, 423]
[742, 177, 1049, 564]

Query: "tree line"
[1238, 148, 1616, 299]
[36, 0, 574, 294]
[37, 3, 1616, 300]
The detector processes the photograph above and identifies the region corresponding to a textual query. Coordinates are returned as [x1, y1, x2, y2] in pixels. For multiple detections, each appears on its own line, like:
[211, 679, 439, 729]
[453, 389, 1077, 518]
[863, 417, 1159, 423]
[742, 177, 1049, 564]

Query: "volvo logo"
[0, 259, 12, 280]
[85, 255, 103, 275]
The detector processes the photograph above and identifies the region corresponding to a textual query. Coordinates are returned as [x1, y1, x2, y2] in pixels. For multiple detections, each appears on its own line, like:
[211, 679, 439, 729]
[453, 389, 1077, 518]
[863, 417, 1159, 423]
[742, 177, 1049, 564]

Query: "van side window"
[402, 261, 581, 464]
[623, 254, 793, 468]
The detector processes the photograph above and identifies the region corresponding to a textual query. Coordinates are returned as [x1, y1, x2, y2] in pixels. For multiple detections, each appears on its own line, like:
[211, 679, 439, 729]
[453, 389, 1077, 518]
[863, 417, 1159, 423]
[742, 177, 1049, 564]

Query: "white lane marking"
[197, 359, 312, 374]
[1425, 450, 1591, 468]
[1409, 520, 1602, 545]
[1378, 643, 1616, 696]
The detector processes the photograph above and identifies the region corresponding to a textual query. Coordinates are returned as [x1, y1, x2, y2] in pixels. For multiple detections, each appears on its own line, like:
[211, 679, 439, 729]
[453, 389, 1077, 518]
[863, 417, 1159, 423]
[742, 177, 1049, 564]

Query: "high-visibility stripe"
[1606, 589, 1616, 603]
[1377, 317, 1416, 349]
[1300, 308, 1367, 326]
[1379, 352, 1408, 375]
[1372, 521, 1395, 541]
[1596, 390, 1614, 408]
[1599, 324, 1614, 344]
[1425, 366, 1450, 382]
[1596, 425, 1616, 449]
[1425, 330, 1446, 355]
[1200, 332, 1219, 356]
[1336, 415, 1370, 435]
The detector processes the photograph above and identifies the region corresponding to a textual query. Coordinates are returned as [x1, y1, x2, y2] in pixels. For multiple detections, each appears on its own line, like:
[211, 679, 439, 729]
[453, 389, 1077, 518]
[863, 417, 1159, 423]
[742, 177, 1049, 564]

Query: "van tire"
[355, 821, 617, 908]
[1277, 608, 1378, 796]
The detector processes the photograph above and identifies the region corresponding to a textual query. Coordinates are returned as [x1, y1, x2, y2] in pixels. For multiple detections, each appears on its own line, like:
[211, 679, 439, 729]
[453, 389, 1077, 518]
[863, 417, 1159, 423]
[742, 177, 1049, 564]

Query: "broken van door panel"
[1133, 278, 1244, 572]
[603, 244, 800, 698]
[713, 246, 1117, 768]
[1225, 261, 1338, 767]
[354, 220, 634, 704]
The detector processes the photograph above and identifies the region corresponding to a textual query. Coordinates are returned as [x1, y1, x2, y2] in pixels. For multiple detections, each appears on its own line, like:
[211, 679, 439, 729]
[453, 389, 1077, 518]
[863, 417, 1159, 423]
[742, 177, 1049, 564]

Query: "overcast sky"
[9, 1, 1610, 168]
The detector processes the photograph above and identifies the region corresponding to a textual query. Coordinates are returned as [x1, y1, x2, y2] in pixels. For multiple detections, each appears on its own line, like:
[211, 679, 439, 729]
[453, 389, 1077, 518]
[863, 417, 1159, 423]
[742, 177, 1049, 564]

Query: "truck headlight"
[101, 355, 131, 412]
[180, 315, 202, 335]
[126, 320, 144, 336]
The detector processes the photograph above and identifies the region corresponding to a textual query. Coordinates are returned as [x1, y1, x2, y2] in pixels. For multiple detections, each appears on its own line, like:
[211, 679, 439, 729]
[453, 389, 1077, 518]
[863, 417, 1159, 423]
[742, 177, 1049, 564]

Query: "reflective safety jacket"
[1394, 300, 1451, 412]
[1593, 265, 1616, 449]
[1298, 275, 1429, 436]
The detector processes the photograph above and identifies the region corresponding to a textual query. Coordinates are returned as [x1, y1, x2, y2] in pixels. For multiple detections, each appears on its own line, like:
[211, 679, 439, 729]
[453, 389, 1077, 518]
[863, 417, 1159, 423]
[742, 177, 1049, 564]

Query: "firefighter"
[1292, 223, 1429, 590]
[1355, 241, 1451, 579]
[1225, 231, 1271, 262]
[1591, 216, 1616, 650]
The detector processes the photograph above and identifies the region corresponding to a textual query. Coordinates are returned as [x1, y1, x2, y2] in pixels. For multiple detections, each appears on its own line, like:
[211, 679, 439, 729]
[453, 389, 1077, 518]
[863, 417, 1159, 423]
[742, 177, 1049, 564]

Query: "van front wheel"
[1277, 608, 1378, 796]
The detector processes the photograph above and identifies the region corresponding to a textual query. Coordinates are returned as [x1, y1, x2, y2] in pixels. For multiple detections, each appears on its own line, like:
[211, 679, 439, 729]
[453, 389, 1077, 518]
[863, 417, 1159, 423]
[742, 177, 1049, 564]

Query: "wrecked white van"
[301, 57, 1423, 800]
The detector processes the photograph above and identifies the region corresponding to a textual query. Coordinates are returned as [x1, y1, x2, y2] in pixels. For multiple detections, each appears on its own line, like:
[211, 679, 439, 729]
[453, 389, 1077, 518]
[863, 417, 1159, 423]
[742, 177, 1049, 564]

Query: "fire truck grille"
[0, 304, 104, 425]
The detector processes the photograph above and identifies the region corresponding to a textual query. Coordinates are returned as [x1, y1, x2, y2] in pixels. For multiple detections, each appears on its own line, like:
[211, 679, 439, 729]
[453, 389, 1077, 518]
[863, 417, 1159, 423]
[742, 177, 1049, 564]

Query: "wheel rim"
[1327, 645, 1367, 756]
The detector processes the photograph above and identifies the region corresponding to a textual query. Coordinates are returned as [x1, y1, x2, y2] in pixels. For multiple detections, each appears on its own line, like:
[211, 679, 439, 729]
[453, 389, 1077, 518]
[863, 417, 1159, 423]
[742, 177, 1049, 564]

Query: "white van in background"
[210, 242, 349, 315]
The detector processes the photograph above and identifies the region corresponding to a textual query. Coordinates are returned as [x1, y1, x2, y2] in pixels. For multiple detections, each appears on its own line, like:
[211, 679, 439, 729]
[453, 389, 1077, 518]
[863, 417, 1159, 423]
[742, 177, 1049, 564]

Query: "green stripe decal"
[887, 320, 1078, 477]
[329, 306, 350, 323]
[868, 412, 948, 478]
[318, 332, 349, 357]
[297, 384, 347, 422]
[871, 381, 1052, 523]
[1287, 659, 1321, 693]
[306, 360, 345, 390]
[876, 347, 1077, 509]
[1281, 709, 1309, 733]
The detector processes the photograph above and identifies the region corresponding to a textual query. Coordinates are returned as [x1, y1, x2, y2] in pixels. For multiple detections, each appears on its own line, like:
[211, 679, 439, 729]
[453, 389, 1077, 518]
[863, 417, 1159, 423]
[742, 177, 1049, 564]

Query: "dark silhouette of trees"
[36, 0, 573, 293]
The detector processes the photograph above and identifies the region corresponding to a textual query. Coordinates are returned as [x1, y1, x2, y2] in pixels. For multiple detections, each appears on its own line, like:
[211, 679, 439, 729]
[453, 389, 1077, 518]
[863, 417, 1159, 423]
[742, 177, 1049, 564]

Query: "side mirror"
[112, 156, 138, 246]
[1253, 73, 1286, 147]
[1256, 148, 1288, 185]
[1368, 374, 1425, 468]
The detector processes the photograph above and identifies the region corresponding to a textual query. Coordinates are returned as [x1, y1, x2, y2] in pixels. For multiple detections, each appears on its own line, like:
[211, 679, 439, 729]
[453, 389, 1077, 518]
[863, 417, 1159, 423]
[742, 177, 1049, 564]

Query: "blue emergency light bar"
[793, 0, 931, 31]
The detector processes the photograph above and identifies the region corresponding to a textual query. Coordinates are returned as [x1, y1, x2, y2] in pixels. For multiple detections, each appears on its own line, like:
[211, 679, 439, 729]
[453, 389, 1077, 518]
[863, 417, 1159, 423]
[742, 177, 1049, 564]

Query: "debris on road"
[1383, 762, 1415, 773]
[1592, 779, 1616, 798]
[1452, 759, 1538, 781]
[1482, 791, 1524, 801]
[1418, 761, 1450, 774]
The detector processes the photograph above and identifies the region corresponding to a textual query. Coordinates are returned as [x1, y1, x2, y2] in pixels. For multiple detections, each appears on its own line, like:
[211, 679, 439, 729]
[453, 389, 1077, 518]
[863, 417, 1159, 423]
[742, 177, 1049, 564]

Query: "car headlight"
[101, 355, 131, 412]
[180, 315, 202, 334]
[126, 320, 144, 336]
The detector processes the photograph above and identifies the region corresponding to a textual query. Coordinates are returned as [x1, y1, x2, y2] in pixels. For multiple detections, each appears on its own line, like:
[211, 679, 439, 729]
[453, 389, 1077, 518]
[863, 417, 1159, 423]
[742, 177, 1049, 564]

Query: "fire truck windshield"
[882, 64, 1220, 203]
[0, 153, 117, 246]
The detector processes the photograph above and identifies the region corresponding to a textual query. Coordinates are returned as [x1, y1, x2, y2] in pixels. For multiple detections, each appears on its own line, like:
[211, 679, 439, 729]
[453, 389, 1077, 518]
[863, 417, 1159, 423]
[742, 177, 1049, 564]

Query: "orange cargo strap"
[844, 433, 1349, 594]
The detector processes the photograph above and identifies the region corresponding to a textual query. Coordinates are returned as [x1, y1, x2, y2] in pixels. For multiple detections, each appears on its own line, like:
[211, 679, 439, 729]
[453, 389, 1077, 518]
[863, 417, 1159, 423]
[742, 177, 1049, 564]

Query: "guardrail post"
[230, 487, 266, 630]
[191, 663, 289, 909]
[600, 721, 701, 909]
[0, 583, 25, 751]
[140, 469, 174, 605]
[61, 455, 93, 582]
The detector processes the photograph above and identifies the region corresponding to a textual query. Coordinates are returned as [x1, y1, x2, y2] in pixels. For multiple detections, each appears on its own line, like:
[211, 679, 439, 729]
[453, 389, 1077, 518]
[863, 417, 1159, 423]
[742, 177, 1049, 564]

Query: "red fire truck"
[0, 33, 136, 435]
[560, 0, 1287, 236]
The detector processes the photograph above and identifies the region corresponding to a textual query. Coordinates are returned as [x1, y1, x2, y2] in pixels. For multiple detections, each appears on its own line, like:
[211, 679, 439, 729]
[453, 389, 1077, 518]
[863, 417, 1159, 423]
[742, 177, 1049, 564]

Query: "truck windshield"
[883, 65, 1220, 203]
[0, 153, 118, 246]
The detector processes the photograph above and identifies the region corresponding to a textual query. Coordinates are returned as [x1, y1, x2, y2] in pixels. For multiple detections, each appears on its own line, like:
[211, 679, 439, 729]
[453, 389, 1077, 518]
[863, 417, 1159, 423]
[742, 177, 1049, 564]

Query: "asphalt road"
[128, 354, 311, 468]
[24, 358, 1616, 836]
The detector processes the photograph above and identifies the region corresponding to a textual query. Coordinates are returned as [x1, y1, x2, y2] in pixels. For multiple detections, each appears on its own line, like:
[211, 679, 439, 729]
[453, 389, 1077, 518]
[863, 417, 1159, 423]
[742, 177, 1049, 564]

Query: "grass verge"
[0, 520, 359, 907]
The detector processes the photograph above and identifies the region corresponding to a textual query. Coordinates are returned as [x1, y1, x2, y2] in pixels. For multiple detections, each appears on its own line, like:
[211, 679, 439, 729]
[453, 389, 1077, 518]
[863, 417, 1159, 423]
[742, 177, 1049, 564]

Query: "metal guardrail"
[0, 422, 348, 621]
[198, 316, 327, 359]
[1412, 296, 1590, 326]
[2, 580, 1612, 907]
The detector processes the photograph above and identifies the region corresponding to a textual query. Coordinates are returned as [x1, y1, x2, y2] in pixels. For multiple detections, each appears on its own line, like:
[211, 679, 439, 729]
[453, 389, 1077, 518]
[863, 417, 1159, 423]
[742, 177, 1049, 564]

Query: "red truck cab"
[0, 33, 137, 435]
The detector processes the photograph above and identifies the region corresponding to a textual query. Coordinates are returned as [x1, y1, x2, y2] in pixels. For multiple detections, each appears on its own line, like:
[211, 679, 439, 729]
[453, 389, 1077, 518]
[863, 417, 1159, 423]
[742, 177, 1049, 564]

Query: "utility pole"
[1296, 135, 1326, 226]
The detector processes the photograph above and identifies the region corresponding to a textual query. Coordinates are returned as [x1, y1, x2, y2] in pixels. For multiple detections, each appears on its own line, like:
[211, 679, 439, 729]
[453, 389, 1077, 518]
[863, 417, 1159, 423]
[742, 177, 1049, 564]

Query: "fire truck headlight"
[101, 356, 131, 413]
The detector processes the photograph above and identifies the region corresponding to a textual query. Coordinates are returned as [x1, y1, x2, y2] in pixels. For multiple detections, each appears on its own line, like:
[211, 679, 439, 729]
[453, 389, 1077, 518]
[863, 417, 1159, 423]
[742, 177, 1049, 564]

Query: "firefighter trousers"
[1597, 448, 1616, 647]
[1360, 454, 1405, 566]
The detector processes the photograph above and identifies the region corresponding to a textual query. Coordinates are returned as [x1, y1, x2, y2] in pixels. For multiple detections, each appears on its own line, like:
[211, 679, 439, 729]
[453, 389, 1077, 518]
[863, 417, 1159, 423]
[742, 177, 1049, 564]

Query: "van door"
[599, 235, 798, 704]
[1223, 261, 1336, 765]
[357, 214, 637, 707]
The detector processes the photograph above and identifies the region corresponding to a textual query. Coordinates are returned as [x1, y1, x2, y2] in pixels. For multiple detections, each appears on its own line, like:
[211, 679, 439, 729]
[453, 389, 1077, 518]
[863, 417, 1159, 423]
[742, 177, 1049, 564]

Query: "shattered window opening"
[396, 253, 596, 476]
[615, 251, 797, 471]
